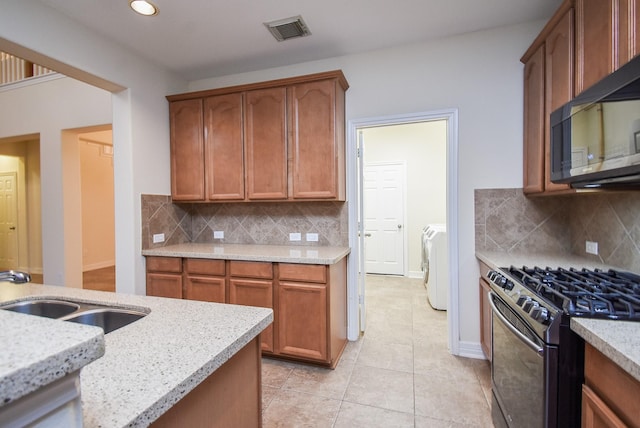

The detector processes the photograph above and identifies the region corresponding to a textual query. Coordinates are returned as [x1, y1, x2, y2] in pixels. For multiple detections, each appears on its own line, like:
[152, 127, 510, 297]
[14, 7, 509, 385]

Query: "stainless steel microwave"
[550, 55, 640, 188]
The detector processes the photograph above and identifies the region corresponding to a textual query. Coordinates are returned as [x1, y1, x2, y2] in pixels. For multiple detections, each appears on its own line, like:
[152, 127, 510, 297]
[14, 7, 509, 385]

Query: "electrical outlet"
[289, 232, 301, 241]
[586, 241, 598, 255]
[152, 233, 165, 243]
[306, 233, 319, 242]
[213, 230, 224, 239]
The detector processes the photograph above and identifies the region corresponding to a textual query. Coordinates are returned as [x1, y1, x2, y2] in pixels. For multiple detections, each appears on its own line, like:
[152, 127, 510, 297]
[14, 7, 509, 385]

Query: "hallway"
[261, 274, 493, 427]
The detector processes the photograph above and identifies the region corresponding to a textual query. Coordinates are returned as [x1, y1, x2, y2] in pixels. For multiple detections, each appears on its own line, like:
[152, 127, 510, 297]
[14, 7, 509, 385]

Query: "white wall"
[188, 21, 543, 345]
[363, 121, 447, 276]
[0, 0, 186, 292]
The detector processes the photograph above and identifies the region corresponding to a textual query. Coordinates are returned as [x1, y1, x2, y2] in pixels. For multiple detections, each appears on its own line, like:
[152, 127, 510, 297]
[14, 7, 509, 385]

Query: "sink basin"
[0, 299, 147, 333]
[0, 299, 80, 318]
[62, 308, 146, 334]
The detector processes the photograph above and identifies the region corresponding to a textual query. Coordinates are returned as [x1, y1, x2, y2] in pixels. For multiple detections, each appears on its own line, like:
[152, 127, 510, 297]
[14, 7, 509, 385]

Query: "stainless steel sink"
[0, 299, 147, 333]
[62, 308, 146, 334]
[1, 299, 80, 318]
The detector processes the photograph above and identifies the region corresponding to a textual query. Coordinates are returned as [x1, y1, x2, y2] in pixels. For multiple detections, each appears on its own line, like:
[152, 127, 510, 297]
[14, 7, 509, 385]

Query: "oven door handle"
[488, 292, 544, 356]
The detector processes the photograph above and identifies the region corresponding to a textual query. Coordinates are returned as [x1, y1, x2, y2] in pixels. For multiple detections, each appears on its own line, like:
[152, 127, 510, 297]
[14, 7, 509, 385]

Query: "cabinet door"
[523, 45, 546, 194]
[545, 8, 574, 193]
[147, 273, 183, 298]
[619, 0, 640, 65]
[277, 281, 328, 362]
[479, 278, 492, 361]
[185, 276, 226, 303]
[170, 99, 205, 201]
[244, 88, 287, 200]
[204, 94, 245, 200]
[289, 79, 345, 200]
[582, 385, 627, 428]
[576, 0, 618, 94]
[229, 278, 274, 352]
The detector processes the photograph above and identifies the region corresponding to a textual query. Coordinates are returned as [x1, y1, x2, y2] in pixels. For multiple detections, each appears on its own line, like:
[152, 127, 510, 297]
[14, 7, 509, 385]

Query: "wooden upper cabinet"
[521, 3, 574, 195]
[289, 78, 346, 200]
[204, 93, 244, 200]
[619, 0, 640, 66]
[523, 45, 546, 194]
[544, 8, 574, 193]
[575, 0, 618, 94]
[244, 88, 288, 200]
[170, 99, 205, 201]
[166, 70, 348, 203]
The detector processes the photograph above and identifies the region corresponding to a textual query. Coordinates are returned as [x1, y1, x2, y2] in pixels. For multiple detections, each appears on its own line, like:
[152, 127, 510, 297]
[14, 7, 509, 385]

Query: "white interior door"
[363, 162, 405, 275]
[357, 131, 367, 332]
[0, 172, 18, 269]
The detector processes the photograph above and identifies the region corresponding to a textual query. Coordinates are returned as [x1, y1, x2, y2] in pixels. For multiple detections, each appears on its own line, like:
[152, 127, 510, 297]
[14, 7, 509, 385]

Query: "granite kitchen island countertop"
[0, 282, 273, 428]
[142, 242, 350, 265]
[477, 250, 640, 383]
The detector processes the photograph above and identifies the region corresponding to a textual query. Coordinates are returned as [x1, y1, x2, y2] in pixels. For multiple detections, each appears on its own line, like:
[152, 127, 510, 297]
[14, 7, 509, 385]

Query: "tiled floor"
[261, 274, 493, 428]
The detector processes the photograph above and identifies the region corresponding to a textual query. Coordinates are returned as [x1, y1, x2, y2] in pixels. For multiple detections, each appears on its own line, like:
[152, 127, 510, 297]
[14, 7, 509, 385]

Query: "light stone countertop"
[0, 282, 273, 428]
[0, 309, 105, 408]
[477, 250, 640, 383]
[142, 242, 351, 265]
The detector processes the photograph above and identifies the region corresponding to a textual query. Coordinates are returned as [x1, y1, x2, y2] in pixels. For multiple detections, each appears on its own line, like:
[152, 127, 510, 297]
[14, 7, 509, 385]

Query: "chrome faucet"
[0, 270, 32, 283]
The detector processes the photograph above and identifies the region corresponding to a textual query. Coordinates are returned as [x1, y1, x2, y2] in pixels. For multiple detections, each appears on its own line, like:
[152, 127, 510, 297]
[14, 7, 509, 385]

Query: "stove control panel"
[487, 270, 514, 290]
[487, 270, 554, 325]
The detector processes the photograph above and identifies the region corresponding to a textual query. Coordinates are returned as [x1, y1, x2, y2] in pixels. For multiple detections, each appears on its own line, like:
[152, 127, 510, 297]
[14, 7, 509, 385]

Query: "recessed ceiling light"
[130, 0, 159, 16]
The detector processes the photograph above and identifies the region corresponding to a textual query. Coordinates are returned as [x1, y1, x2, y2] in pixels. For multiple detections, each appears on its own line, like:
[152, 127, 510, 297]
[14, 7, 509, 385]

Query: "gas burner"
[503, 266, 640, 321]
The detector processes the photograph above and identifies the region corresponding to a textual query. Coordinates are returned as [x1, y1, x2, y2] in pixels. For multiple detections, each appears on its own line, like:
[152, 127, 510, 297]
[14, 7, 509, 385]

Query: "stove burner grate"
[505, 266, 640, 321]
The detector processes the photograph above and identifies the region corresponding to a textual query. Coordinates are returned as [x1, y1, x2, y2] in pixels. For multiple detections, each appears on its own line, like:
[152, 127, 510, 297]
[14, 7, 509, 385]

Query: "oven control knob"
[488, 271, 507, 288]
[523, 299, 539, 312]
[517, 296, 531, 307]
[504, 279, 514, 290]
[531, 307, 549, 322]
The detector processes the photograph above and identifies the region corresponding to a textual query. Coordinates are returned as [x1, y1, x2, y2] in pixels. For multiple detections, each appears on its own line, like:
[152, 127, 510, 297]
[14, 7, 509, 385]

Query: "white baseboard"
[457, 341, 488, 360]
[83, 260, 115, 272]
[407, 270, 423, 279]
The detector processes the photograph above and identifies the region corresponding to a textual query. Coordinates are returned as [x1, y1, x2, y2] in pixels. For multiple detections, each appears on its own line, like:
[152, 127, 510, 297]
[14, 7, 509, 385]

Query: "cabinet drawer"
[185, 258, 226, 276]
[146, 257, 182, 273]
[229, 261, 273, 279]
[279, 263, 326, 283]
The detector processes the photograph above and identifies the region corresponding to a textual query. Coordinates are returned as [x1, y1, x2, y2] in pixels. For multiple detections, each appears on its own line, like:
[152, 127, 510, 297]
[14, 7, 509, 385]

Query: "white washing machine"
[421, 224, 448, 310]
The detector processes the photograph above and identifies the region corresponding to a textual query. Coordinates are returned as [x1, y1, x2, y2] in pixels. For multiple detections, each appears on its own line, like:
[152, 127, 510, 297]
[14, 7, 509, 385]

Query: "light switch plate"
[214, 230, 224, 239]
[306, 233, 319, 242]
[289, 232, 301, 241]
[152, 233, 165, 243]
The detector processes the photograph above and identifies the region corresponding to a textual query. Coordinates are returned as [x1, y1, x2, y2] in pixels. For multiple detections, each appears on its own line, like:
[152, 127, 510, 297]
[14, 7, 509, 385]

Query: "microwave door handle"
[488, 292, 544, 356]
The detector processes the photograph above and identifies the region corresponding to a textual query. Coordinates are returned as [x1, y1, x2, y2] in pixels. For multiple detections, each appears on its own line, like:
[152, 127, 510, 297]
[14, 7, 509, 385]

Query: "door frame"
[363, 160, 407, 276]
[346, 108, 460, 356]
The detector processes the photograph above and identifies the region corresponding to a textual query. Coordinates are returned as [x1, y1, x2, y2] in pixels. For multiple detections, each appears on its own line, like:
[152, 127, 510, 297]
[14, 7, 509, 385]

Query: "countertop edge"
[142, 243, 351, 265]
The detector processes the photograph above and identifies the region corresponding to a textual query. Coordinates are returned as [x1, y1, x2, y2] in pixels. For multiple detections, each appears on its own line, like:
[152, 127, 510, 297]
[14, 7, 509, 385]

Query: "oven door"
[489, 292, 558, 428]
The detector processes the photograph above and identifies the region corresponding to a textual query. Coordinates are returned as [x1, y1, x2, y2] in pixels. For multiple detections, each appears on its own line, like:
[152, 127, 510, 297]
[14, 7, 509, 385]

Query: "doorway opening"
[0, 135, 42, 278]
[347, 109, 460, 355]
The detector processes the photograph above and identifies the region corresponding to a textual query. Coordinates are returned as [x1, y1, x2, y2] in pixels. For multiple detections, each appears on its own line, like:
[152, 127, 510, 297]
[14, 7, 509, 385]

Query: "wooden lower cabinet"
[582, 343, 640, 428]
[146, 257, 183, 298]
[479, 277, 492, 361]
[277, 281, 328, 361]
[229, 261, 275, 353]
[145, 255, 348, 367]
[151, 337, 262, 428]
[184, 259, 226, 303]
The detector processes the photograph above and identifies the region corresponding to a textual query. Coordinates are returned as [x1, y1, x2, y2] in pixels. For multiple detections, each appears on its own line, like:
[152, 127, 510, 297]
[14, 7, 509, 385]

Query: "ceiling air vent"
[264, 15, 311, 42]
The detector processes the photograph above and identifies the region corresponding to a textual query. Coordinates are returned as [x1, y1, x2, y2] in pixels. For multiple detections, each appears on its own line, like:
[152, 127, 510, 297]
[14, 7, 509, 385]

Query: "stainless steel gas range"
[485, 265, 640, 428]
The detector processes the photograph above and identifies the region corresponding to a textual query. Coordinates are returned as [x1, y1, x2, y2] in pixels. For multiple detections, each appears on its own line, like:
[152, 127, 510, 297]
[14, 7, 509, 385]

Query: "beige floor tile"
[415, 414, 491, 428]
[414, 372, 492, 426]
[334, 401, 414, 428]
[262, 385, 279, 411]
[339, 337, 364, 364]
[356, 337, 414, 373]
[262, 389, 342, 428]
[344, 365, 414, 414]
[282, 361, 354, 400]
[262, 358, 295, 388]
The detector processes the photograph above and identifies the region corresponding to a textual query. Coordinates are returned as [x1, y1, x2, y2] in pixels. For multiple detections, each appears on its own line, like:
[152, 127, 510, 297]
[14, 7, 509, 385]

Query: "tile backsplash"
[475, 189, 640, 272]
[141, 194, 349, 250]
